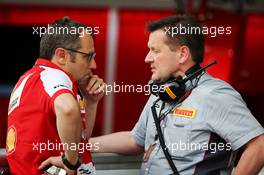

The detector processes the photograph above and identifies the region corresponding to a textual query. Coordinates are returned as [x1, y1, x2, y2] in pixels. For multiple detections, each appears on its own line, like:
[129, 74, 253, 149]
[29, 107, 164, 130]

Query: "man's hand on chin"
[79, 75, 105, 104]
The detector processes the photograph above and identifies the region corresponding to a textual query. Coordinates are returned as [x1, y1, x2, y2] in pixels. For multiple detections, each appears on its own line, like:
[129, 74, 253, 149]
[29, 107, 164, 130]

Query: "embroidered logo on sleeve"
[173, 108, 197, 119]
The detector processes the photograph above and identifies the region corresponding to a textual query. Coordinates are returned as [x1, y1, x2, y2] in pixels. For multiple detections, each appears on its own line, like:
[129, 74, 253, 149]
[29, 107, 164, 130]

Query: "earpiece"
[149, 60, 216, 102]
[148, 76, 185, 102]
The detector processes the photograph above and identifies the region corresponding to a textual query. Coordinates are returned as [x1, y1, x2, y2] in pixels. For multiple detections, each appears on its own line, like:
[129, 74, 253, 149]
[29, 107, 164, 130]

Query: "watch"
[61, 153, 82, 170]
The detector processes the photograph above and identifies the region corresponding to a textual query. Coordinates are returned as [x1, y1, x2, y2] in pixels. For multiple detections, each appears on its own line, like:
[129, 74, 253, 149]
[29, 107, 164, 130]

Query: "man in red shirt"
[6, 17, 104, 175]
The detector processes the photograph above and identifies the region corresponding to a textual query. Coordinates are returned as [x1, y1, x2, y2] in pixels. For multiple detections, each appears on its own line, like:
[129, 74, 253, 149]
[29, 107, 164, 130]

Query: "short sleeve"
[40, 67, 74, 112]
[204, 87, 264, 151]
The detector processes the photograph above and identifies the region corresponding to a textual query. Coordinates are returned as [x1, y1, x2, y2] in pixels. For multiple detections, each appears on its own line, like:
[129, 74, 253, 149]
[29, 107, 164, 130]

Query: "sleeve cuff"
[231, 127, 264, 150]
[131, 129, 145, 147]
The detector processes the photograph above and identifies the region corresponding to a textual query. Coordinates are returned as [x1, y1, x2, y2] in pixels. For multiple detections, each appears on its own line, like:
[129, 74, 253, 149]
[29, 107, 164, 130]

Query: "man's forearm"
[85, 100, 98, 139]
[55, 94, 82, 164]
[79, 74, 105, 139]
[90, 131, 144, 155]
[57, 111, 82, 163]
[233, 135, 264, 175]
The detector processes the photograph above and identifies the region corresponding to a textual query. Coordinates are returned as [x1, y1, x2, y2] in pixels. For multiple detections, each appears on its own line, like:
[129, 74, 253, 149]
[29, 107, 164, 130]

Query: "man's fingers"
[86, 75, 99, 91]
[94, 83, 106, 94]
[38, 157, 51, 170]
[89, 79, 104, 94]
[87, 77, 104, 94]
[79, 75, 105, 101]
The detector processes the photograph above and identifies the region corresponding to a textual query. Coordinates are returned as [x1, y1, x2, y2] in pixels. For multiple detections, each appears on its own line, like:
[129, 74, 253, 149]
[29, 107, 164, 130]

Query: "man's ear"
[53, 48, 67, 65]
[179, 45, 190, 64]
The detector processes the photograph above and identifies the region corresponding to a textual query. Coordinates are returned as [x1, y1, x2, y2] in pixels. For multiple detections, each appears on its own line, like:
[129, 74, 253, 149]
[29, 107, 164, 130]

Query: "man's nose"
[145, 51, 153, 63]
[89, 59, 97, 69]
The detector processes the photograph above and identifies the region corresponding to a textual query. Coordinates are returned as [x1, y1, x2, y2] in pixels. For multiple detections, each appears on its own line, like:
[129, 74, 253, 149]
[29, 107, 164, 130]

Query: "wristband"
[61, 153, 81, 170]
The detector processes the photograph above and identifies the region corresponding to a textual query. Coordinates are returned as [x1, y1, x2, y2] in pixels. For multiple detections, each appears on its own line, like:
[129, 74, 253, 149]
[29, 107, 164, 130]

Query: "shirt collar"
[35, 58, 78, 86]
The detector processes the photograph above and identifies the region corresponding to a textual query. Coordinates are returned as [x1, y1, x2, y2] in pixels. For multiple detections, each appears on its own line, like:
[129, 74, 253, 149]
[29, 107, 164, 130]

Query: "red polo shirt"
[6, 58, 92, 174]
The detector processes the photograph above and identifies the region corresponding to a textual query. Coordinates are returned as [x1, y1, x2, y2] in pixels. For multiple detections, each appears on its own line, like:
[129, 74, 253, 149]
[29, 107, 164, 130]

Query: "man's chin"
[151, 73, 162, 80]
[151, 75, 158, 81]
[78, 76, 89, 85]
[151, 75, 169, 82]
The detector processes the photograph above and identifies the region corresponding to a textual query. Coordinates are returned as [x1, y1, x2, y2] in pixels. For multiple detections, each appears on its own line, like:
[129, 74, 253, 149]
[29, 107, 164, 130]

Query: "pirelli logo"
[173, 108, 196, 119]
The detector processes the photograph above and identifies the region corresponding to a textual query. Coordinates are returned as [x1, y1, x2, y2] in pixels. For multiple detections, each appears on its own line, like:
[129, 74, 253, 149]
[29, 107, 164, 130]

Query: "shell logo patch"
[79, 99, 86, 115]
[6, 126, 17, 154]
[79, 99, 85, 110]
[173, 108, 196, 119]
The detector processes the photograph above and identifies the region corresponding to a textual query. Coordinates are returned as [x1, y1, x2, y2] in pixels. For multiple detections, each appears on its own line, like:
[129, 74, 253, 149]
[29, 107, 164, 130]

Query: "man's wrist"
[84, 98, 99, 107]
[61, 153, 82, 170]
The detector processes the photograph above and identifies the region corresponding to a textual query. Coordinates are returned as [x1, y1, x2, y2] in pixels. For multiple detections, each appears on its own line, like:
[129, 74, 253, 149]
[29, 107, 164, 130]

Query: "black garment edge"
[151, 100, 180, 175]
